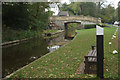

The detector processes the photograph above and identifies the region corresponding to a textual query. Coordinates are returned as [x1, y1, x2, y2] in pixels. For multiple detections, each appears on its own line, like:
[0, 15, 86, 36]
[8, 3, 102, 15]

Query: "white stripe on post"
[96, 25, 104, 35]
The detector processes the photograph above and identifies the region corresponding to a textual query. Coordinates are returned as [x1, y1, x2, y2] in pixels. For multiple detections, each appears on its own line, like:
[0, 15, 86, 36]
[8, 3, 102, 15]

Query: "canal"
[2, 31, 71, 78]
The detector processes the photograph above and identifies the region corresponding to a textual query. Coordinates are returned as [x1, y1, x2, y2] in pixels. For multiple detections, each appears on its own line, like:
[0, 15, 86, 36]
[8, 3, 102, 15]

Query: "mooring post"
[96, 25, 104, 79]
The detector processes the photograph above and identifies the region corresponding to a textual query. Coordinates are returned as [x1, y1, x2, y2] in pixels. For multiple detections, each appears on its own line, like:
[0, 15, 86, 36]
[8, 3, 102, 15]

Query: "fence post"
[96, 25, 104, 79]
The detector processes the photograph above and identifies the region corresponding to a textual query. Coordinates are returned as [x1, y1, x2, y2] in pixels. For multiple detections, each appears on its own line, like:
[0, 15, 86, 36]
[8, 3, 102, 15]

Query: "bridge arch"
[64, 21, 81, 30]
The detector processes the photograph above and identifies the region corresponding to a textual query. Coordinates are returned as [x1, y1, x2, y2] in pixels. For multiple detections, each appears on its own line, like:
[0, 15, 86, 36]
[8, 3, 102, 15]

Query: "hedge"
[84, 24, 96, 29]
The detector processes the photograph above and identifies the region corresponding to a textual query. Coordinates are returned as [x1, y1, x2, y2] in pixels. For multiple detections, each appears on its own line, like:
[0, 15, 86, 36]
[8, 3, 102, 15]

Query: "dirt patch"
[76, 60, 85, 74]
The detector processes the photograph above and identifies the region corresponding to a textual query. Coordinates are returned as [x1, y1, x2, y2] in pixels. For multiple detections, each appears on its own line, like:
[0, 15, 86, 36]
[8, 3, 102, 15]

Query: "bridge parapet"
[49, 16, 101, 30]
[50, 16, 101, 23]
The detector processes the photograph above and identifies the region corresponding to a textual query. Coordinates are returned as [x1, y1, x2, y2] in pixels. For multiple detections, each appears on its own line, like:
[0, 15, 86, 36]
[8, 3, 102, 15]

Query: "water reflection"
[45, 32, 65, 46]
[47, 45, 60, 52]
[2, 37, 48, 78]
[2, 32, 68, 78]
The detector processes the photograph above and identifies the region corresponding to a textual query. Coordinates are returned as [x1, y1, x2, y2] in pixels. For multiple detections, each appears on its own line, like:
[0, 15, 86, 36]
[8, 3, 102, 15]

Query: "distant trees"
[60, 2, 96, 16]
[2, 2, 50, 30]
[98, 4, 115, 23]
[60, 2, 116, 23]
[80, 2, 97, 17]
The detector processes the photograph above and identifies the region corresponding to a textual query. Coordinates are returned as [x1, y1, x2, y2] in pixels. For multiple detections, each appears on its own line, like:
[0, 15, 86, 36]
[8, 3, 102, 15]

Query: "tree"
[60, 2, 97, 16]
[2, 2, 50, 30]
[80, 2, 96, 17]
[28, 2, 49, 30]
[98, 4, 115, 23]
[2, 2, 30, 29]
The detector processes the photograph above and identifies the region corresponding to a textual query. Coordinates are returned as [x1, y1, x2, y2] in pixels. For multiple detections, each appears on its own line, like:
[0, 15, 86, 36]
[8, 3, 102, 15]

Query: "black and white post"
[96, 25, 104, 79]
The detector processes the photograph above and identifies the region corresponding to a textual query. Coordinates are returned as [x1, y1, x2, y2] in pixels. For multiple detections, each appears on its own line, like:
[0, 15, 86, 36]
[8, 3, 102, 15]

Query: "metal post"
[118, 2, 120, 51]
[0, 2, 2, 79]
[118, 23, 120, 78]
[118, 2, 120, 77]
[96, 25, 104, 79]
[118, 25, 120, 52]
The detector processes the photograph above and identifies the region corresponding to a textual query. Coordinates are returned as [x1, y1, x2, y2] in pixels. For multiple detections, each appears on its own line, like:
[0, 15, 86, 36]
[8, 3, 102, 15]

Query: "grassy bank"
[99, 23, 115, 27]
[43, 30, 58, 34]
[9, 27, 118, 78]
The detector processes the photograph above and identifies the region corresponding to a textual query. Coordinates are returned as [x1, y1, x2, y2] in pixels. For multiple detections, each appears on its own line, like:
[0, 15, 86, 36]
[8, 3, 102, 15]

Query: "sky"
[106, 0, 119, 8]
[59, 0, 120, 8]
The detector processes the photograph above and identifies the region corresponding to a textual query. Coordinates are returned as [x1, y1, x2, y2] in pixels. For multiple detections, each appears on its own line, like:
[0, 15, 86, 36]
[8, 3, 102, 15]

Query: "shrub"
[99, 23, 113, 27]
[84, 24, 96, 29]
[2, 27, 42, 42]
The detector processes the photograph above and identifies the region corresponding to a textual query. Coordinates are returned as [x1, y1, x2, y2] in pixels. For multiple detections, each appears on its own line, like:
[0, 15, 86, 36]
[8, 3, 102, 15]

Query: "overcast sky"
[106, 0, 119, 8]
[59, 0, 119, 8]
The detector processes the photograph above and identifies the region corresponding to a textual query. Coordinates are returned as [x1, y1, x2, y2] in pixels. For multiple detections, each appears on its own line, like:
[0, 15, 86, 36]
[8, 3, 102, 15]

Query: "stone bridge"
[50, 16, 101, 30]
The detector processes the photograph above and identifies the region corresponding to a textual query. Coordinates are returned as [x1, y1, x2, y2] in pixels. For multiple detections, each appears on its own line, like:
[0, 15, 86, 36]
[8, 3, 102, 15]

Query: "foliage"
[80, 2, 96, 17]
[84, 24, 96, 29]
[10, 27, 118, 78]
[96, 1, 117, 23]
[60, 2, 96, 16]
[2, 2, 29, 29]
[2, 25, 42, 42]
[2, 2, 51, 42]
[66, 23, 81, 37]
[43, 30, 58, 34]
[67, 23, 80, 29]
[2, 2, 50, 30]
[28, 3, 49, 30]
[98, 4, 115, 23]
[99, 23, 115, 27]
[60, 2, 116, 23]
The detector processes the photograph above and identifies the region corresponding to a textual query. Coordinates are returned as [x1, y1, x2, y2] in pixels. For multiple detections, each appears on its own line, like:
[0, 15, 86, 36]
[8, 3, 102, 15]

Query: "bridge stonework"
[50, 16, 101, 30]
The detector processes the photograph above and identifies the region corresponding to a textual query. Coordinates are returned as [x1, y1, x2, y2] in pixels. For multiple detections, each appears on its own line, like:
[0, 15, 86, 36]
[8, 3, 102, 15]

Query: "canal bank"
[7, 27, 118, 78]
[4, 31, 76, 79]
[2, 30, 71, 78]
[5, 32, 76, 79]
[2, 30, 64, 47]
[6, 28, 94, 78]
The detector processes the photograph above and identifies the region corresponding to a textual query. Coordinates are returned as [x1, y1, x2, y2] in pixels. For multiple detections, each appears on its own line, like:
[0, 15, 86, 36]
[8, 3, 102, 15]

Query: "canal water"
[2, 32, 70, 78]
